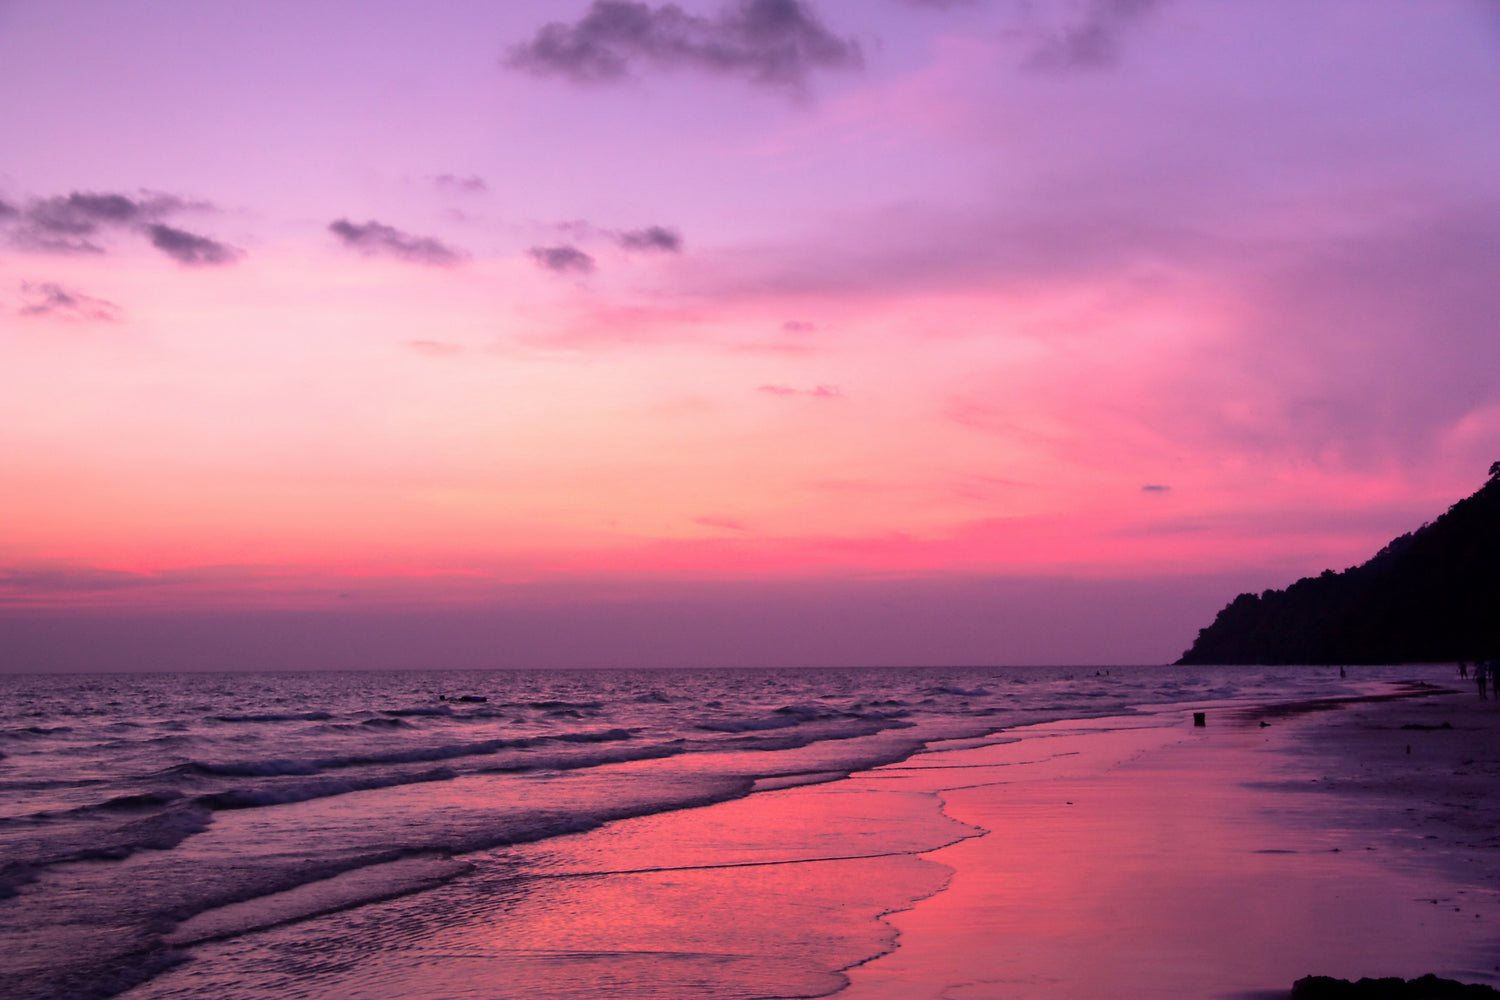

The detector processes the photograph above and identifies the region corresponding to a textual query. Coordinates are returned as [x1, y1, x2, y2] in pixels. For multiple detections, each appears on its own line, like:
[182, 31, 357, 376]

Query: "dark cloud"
[16, 281, 122, 322]
[29, 192, 142, 233]
[506, 0, 862, 89]
[617, 225, 683, 252]
[1023, 0, 1164, 71]
[433, 174, 488, 194]
[20, 191, 186, 235]
[1141, 484, 1171, 493]
[0, 199, 18, 221]
[529, 244, 597, 274]
[146, 224, 241, 266]
[2, 189, 232, 262]
[6, 191, 146, 253]
[328, 218, 468, 267]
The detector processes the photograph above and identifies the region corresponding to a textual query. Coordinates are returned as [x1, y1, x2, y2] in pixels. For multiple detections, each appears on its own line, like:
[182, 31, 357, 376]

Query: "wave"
[926, 685, 991, 697]
[213, 712, 334, 723]
[1, 725, 74, 739]
[196, 766, 460, 809]
[171, 726, 635, 780]
[380, 706, 454, 718]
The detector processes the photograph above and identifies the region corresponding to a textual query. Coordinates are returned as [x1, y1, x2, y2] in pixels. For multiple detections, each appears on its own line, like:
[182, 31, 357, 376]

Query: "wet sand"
[842, 685, 1500, 999]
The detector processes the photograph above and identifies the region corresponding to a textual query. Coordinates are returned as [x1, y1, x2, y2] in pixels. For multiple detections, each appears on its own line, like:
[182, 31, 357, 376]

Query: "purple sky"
[2, 1, 1497, 669]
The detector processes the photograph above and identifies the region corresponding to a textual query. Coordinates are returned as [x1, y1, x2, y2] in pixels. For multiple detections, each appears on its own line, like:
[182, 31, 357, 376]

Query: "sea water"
[0, 663, 1441, 1000]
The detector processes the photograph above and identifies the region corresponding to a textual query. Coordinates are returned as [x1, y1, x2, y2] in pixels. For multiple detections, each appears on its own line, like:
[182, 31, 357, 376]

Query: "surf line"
[505, 839, 986, 884]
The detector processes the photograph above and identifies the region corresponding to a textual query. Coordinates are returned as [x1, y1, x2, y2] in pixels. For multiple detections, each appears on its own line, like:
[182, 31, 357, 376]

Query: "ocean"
[0, 663, 1444, 1000]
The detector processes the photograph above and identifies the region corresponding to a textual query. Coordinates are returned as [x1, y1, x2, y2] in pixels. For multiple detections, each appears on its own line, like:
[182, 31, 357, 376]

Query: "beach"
[4, 666, 1497, 1000]
[841, 688, 1500, 999]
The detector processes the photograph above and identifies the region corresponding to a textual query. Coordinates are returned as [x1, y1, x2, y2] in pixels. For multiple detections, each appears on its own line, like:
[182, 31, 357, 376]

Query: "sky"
[2, 0, 1498, 670]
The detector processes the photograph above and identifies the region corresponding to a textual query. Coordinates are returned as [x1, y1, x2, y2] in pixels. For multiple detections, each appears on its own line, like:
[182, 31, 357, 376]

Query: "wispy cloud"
[406, 339, 466, 357]
[1141, 484, 1171, 493]
[328, 218, 468, 267]
[895, 0, 982, 8]
[758, 383, 842, 398]
[617, 225, 683, 253]
[16, 281, 122, 322]
[432, 174, 488, 195]
[693, 515, 750, 532]
[506, 0, 862, 90]
[0, 562, 160, 595]
[1021, 0, 1165, 72]
[529, 244, 597, 274]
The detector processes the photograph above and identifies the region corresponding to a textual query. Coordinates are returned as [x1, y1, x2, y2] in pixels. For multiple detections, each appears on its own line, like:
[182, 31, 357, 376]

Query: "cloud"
[328, 218, 468, 267]
[146, 224, 241, 266]
[6, 191, 152, 254]
[617, 225, 683, 252]
[406, 339, 466, 357]
[16, 282, 122, 322]
[506, 0, 862, 90]
[0, 563, 159, 594]
[433, 174, 488, 194]
[757, 383, 842, 397]
[782, 320, 816, 332]
[1193, 204, 1500, 471]
[693, 515, 750, 531]
[1, 189, 234, 262]
[1022, 0, 1164, 71]
[529, 244, 597, 274]
[1141, 484, 1171, 493]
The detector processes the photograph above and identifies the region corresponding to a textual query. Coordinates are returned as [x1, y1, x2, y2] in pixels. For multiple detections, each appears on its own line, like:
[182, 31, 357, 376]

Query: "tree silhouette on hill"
[1177, 463, 1500, 665]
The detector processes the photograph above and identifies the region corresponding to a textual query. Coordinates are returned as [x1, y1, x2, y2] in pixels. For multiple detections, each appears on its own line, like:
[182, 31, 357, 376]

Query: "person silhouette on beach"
[1459, 661, 1469, 679]
[1477, 661, 1489, 700]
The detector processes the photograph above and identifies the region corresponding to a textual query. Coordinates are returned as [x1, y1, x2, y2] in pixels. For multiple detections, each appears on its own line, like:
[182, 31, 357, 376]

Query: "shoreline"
[103, 670, 1500, 1000]
[839, 681, 1500, 999]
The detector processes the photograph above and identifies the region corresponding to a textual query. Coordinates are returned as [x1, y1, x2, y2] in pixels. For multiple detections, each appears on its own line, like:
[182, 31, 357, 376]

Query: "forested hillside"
[1177, 464, 1500, 665]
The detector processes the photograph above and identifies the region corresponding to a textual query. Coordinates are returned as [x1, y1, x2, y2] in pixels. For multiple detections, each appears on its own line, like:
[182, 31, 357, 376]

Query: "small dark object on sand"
[456, 695, 488, 703]
[1291, 973, 1500, 999]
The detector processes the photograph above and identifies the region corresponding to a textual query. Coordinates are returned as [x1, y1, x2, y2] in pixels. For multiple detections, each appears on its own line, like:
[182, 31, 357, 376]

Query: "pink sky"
[2, 1, 1497, 668]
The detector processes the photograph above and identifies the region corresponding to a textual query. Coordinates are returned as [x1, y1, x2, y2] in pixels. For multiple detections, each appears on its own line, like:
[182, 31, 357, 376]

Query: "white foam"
[164, 854, 473, 945]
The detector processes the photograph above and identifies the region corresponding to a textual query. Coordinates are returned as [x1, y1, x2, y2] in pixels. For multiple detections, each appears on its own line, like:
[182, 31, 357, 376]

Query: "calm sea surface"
[0, 663, 1445, 1000]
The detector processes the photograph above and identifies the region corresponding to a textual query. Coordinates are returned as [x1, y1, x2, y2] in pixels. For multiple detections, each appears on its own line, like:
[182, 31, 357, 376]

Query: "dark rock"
[1291, 973, 1500, 999]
